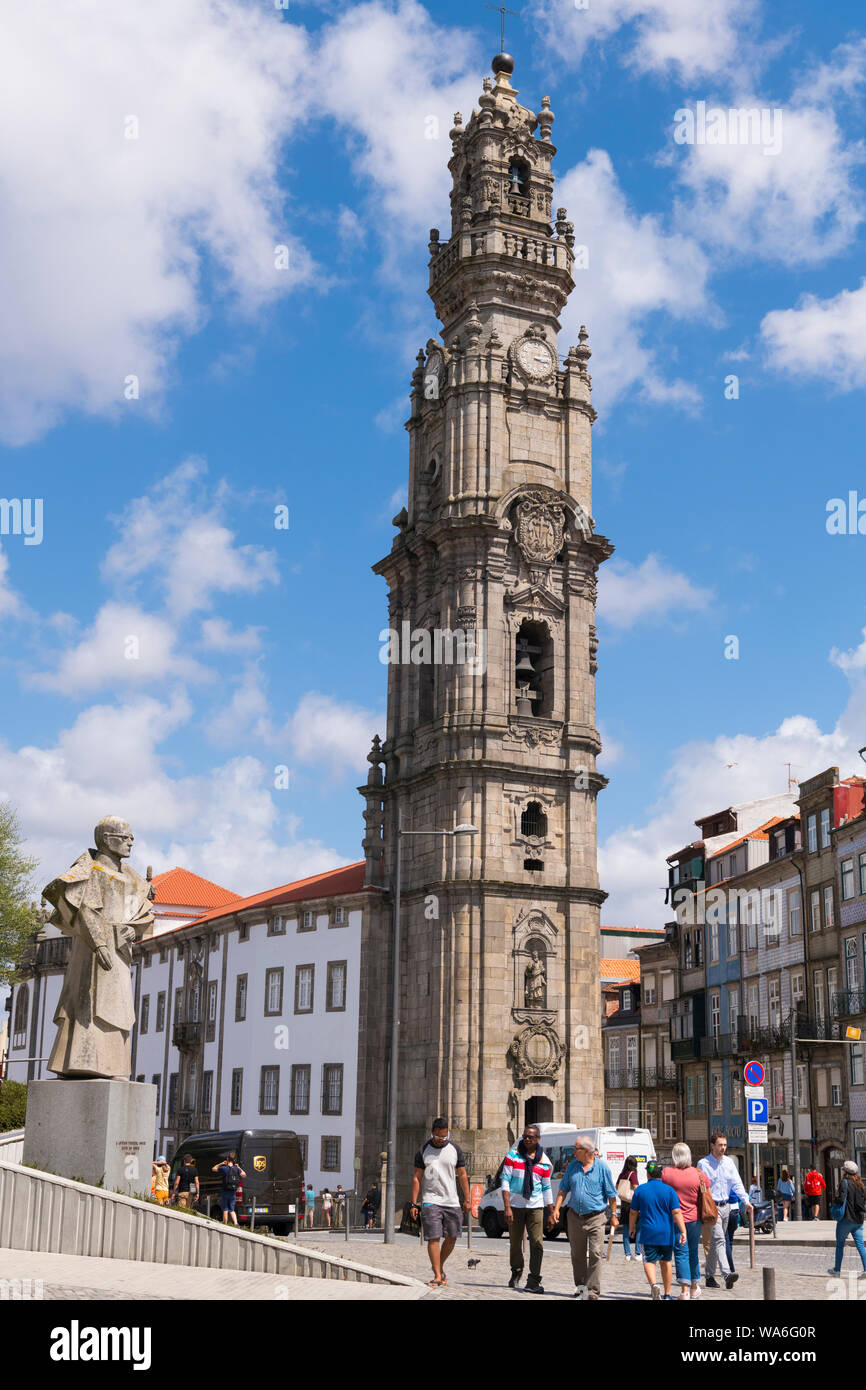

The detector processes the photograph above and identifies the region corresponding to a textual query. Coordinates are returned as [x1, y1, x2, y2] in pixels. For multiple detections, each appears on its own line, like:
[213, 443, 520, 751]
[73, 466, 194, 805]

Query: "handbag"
[697, 1179, 719, 1225]
[616, 1179, 633, 1203]
[831, 1179, 848, 1222]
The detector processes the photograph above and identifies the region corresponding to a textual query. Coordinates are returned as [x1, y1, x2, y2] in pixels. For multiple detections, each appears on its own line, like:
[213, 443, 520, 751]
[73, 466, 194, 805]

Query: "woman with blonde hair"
[661, 1142, 712, 1300]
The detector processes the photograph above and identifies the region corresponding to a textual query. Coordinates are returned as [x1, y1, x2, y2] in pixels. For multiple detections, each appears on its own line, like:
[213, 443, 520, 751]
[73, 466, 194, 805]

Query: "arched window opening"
[13, 984, 29, 1049]
[521, 801, 548, 839]
[515, 620, 553, 718]
[508, 160, 529, 197]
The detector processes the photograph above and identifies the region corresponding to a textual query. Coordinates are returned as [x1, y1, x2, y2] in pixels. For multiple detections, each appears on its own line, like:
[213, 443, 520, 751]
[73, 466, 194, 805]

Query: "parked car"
[478, 1124, 657, 1239]
[169, 1129, 304, 1234]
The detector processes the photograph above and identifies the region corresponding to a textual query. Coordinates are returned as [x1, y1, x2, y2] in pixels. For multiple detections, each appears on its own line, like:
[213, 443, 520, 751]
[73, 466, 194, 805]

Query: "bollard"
[749, 1206, 756, 1271]
[763, 1266, 776, 1300]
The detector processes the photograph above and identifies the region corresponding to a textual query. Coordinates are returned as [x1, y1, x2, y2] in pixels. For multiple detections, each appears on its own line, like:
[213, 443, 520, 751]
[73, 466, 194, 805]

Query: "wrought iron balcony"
[700, 1033, 735, 1058]
[671, 1035, 702, 1061]
[172, 1022, 201, 1050]
[604, 1068, 641, 1090]
[642, 1067, 678, 1088]
[832, 989, 866, 1018]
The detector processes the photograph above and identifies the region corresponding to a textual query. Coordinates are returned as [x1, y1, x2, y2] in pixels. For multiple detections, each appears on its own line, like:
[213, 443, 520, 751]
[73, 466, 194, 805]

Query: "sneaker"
[725, 1273, 739, 1290]
[524, 1280, 545, 1295]
[691, 1285, 701, 1299]
[508, 1273, 521, 1290]
[705, 1277, 720, 1289]
[663, 1294, 675, 1300]
[651, 1284, 662, 1300]
[828, 1268, 842, 1276]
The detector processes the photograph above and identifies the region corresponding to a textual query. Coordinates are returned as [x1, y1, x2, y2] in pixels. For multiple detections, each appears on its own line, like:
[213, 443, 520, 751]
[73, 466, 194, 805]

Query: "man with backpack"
[212, 1150, 246, 1226]
[804, 1167, 826, 1220]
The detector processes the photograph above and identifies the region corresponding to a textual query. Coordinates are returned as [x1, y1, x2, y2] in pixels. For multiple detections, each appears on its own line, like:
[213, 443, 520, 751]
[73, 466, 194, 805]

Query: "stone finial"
[412, 350, 425, 390]
[367, 735, 384, 786]
[564, 219, 576, 249]
[428, 228, 440, 257]
[538, 95, 554, 140]
[555, 207, 568, 238]
[466, 299, 482, 347]
[575, 326, 592, 374]
[449, 112, 463, 143]
[482, 76, 492, 91]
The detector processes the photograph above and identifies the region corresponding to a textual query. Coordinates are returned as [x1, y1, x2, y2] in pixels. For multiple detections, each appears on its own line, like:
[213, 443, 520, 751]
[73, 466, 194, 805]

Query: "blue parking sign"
[747, 1097, 769, 1124]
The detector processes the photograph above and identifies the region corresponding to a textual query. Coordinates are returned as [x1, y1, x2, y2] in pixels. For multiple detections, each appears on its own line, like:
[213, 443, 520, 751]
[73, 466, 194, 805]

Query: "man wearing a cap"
[629, 1161, 687, 1300]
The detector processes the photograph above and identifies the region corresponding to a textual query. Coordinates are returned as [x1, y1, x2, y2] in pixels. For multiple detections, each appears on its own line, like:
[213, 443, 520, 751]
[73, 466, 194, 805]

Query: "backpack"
[222, 1164, 240, 1191]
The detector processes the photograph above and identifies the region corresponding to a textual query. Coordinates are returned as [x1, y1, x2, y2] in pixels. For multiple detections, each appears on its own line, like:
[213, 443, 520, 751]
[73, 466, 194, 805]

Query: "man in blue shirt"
[551, 1135, 618, 1298]
[698, 1131, 752, 1290]
[629, 1161, 686, 1300]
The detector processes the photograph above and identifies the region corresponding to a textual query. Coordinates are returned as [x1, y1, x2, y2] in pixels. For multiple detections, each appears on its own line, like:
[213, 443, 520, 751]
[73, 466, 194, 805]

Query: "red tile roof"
[600, 958, 640, 981]
[190, 861, 369, 929]
[151, 867, 241, 909]
[706, 816, 786, 860]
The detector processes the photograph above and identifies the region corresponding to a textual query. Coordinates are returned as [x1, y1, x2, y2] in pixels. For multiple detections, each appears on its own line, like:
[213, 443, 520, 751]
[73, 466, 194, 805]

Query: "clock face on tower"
[515, 337, 556, 380]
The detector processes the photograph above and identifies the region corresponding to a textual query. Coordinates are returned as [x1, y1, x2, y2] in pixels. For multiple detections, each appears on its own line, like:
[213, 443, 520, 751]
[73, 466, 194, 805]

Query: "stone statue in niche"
[524, 946, 547, 1009]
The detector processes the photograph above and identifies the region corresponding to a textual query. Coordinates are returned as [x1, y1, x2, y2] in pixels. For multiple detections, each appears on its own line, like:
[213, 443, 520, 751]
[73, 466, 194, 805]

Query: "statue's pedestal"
[23, 1079, 157, 1198]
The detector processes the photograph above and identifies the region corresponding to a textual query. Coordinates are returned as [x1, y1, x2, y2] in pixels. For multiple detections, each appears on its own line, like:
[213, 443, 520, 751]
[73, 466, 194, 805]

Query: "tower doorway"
[525, 1096, 553, 1127]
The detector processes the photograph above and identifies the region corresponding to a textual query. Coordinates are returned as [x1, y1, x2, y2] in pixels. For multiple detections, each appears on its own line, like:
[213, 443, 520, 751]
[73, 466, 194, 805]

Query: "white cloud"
[760, 279, 866, 388]
[830, 625, 866, 674]
[284, 692, 383, 775]
[103, 459, 279, 616]
[0, 0, 314, 444]
[556, 151, 712, 409]
[337, 206, 366, 251]
[0, 548, 25, 619]
[200, 618, 263, 653]
[536, 0, 763, 82]
[30, 602, 206, 695]
[597, 554, 713, 628]
[206, 664, 272, 746]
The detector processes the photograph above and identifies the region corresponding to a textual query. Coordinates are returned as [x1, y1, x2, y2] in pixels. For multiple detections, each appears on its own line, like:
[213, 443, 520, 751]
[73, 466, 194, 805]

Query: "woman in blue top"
[776, 1169, 795, 1222]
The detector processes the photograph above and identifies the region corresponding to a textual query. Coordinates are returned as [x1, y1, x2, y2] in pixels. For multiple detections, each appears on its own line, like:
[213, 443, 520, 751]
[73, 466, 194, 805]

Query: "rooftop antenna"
[784, 763, 799, 791]
[485, 3, 521, 54]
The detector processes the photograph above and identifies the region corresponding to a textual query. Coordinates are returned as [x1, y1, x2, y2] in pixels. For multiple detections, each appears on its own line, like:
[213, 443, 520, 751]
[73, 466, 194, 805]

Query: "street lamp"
[383, 811, 478, 1243]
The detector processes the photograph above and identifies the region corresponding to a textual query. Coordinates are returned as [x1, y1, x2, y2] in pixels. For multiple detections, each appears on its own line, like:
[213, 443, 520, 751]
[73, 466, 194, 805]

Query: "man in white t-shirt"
[409, 1118, 471, 1288]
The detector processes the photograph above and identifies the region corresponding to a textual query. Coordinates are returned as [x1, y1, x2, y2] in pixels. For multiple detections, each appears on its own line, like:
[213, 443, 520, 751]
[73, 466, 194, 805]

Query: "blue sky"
[2, 0, 866, 926]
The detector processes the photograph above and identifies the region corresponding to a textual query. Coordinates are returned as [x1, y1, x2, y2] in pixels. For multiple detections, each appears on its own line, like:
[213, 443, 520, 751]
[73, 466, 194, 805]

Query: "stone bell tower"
[356, 53, 613, 1187]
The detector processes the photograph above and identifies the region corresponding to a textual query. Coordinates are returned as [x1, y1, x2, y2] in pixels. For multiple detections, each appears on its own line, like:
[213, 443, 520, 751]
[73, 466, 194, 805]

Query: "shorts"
[154, 1191, 169, 1205]
[421, 1205, 462, 1240]
[220, 1191, 238, 1213]
[642, 1243, 673, 1263]
[176, 1192, 193, 1210]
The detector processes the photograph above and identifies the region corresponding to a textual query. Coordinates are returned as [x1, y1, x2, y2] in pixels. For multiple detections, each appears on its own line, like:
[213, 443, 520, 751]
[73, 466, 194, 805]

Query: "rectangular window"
[788, 889, 802, 937]
[174, 987, 183, 1026]
[727, 919, 738, 957]
[845, 938, 859, 993]
[712, 1073, 723, 1113]
[791, 970, 805, 1005]
[643, 973, 657, 1006]
[260, 1065, 280, 1114]
[748, 983, 759, 1034]
[810, 889, 822, 932]
[265, 967, 284, 1016]
[206, 981, 217, 1043]
[168, 1073, 178, 1116]
[773, 1066, 784, 1108]
[295, 964, 314, 1014]
[333, 907, 348, 926]
[268, 915, 286, 936]
[143, 952, 151, 969]
[696, 1074, 706, 1115]
[626, 1034, 638, 1073]
[211, 935, 220, 952]
[300, 910, 315, 932]
[859, 851, 866, 896]
[764, 892, 779, 947]
[291, 1064, 311, 1114]
[661, 971, 675, 1001]
[156, 991, 165, 1032]
[159, 945, 168, 965]
[807, 814, 817, 853]
[850, 1046, 865, 1087]
[321, 1136, 341, 1172]
[627, 1102, 640, 1127]
[710, 992, 721, 1039]
[728, 987, 739, 1040]
[731, 1075, 742, 1112]
[296, 1135, 308, 1167]
[326, 961, 347, 1012]
[152, 1074, 161, 1111]
[768, 976, 781, 1029]
[235, 973, 247, 1022]
[663, 1101, 677, 1140]
[814, 971, 825, 1023]
[140, 995, 150, 1034]
[816, 1069, 829, 1108]
[708, 918, 719, 962]
[322, 1063, 343, 1115]
[238, 922, 249, 941]
[842, 859, 856, 901]
[824, 885, 836, 928]
[685, 1076, 695, 1116]
[796, 1064, 807, 1108]
[820, 807, 831, 849]
[646, 1108, 657, 1138]
[201, 1070, 213, 1116]
[230, 1068, 243, 1114]
[831, 1065, 842, 1107]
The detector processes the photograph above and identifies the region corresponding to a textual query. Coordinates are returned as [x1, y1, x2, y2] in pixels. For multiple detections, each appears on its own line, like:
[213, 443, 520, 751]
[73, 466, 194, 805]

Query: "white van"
[478, 1124, 656, 1239]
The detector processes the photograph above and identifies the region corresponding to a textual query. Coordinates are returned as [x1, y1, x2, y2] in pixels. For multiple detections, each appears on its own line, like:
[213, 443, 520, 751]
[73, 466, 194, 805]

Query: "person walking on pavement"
[304, 1181, 316, 1229]
[748, 1180, 763, 1204]
[151, 1156, 170, 1206]
[408, 1118, 471, 1289]
[698, 1132, 753, 1290]
[172, 1153, 200, 1210]
[630, 1161, 687, 1300]
[333, 1184, 346, 1229]
[551, 1135, 618, 1300]
[776, 1168, 795, 1221]
[828, 1160, 866, 1277]
[804, 1167, 826, 1220]
[361, 1181, 380, 1230]
[212, 1150, 245, 1226]
[499, 1124, 556, 1293]
[321, 1188, 333, 1228]
[616, 1157, 641, 1262]
[662, 1142, 712, 1300]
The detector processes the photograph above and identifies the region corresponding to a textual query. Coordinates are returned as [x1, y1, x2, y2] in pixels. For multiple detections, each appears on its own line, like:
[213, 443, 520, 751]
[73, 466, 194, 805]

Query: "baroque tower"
[357, 54, 613, 1186]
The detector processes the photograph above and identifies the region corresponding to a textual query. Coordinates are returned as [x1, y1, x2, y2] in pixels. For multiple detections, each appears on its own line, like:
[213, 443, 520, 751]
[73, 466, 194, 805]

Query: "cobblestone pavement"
[0, 1248, 426, 1301]
[298, 1229, 866, 1301]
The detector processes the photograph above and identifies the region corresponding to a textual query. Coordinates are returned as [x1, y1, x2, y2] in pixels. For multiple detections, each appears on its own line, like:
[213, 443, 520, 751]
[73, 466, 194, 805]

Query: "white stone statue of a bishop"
[43, 816, 155, 1080]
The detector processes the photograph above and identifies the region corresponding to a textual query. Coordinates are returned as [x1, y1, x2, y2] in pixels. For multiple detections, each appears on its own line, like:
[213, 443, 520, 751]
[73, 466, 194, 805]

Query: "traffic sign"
[744, 1060, 765, 1086]
[744, 1085, 765, 1099]
[748, 1124, 768, 1144]
[747, 1097, 769, 1124]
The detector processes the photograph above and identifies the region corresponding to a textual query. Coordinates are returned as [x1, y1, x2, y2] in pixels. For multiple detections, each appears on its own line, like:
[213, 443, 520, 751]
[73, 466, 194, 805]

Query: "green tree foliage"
[0, 1079, 26, 1132]
[0, 802, 40, 986]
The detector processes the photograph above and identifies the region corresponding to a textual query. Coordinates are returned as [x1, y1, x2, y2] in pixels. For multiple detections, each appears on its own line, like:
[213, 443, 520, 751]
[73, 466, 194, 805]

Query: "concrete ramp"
[0, 1160, 419, 1289]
